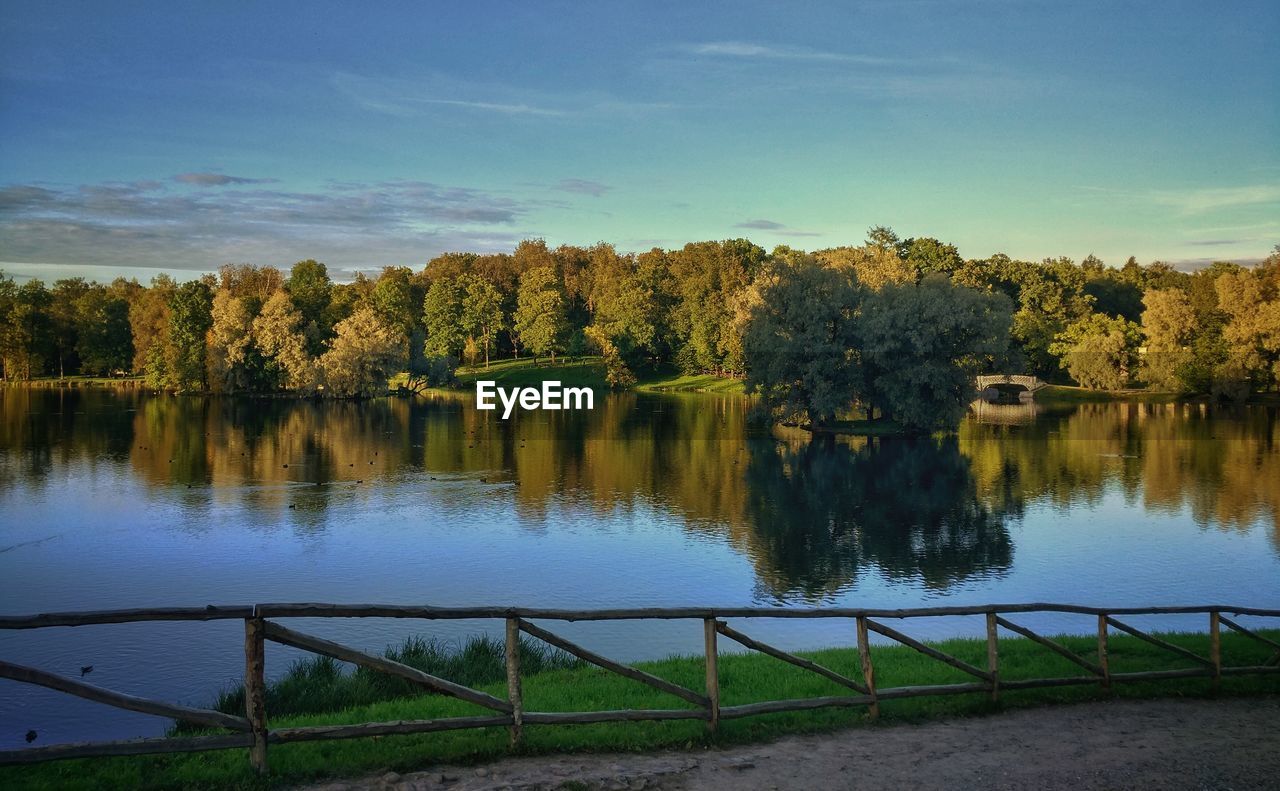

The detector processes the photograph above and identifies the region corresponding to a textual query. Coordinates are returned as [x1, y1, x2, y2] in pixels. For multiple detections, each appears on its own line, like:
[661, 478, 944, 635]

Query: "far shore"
[5, 362, 1278, 410]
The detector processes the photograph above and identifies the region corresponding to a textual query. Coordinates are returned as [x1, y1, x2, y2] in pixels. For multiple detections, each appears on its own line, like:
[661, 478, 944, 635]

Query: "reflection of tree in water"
[742, 434, 1013, 601]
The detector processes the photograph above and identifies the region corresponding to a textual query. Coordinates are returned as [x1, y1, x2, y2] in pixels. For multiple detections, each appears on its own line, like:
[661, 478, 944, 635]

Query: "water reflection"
[740, 434, 1012, 600]
[4, 387, 1279, 747]
[3, 388, 1277, 588]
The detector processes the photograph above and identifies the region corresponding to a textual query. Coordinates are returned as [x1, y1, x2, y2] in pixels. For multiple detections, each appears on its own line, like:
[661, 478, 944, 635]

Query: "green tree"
[584, 325, 636, 389]
[1214, 252, 1280, 393]
[161, 280, 214, 392]
[74, 285, 133, 375]
[129, 274, 176, 374]
[1050, 313, 1143, 390]
[513, 265, 568, 362]
[1141, 288, 1198, 391]
[286, 260, 333, 356]
[50, 278, 90, 377]
[460, 274, 503, 368]
[423, 276, 465, 359]
[860, 274, 1013, 431]
[899, 237, 963, 277]
[371, 266, 424, 335]
[0, 279, 54, 379]
[253, 291, 319, 393]
[742, 252, 863, 427]
[206, 289, 258, 393]
[319, 307, 409, 398]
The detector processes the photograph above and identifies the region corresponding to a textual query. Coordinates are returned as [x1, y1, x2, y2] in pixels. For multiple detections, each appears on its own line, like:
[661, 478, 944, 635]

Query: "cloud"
[682, 41, 901, 66]
[735, 219, 786, 230]
[0, 178, 534, 272]
[331, 71, 572, 118]
[1148, 185, 1280, 215]
[554, 179, 611, 198]
[733, 219, 821, 237]
[1166, 256, 1267, 272]
[1187, 239, 1246, 247]
[330, 70, 674, 120]
[1083, 184, 1280, 216]
[173, 172, 278, 187]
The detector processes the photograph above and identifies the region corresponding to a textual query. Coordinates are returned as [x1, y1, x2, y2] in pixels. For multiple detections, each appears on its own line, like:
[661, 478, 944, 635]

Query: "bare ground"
[301, 697, 1280, 791]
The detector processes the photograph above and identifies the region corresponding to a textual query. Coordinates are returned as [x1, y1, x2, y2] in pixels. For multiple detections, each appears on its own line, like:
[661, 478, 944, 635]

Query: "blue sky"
[2, 1, 1277, 282]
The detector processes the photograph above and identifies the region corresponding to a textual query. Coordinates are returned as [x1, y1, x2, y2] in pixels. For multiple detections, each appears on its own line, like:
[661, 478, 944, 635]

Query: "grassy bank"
[6, 628, 1277, 791]
[444, 358, 745, 394]
[1036, 385, 1184, 404]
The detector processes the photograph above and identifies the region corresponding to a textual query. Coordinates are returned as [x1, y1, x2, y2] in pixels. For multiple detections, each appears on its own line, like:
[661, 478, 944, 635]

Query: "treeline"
[1, 231, 1276, 405]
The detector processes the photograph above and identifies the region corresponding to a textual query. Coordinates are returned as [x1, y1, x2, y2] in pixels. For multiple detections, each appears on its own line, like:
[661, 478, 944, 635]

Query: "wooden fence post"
[243, 617, 268, 775]
[856, 616, 878, 720]
[505, 617, 524, 747]
[1209, 611, 1221, 694]
[986, 612, 999, 703]
[703, 619, 719, 733]
[1097, 614, 1110, 692]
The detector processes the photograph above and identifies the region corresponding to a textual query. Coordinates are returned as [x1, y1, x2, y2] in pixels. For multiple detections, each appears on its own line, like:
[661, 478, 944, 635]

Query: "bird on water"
[80, 665, 93, 677]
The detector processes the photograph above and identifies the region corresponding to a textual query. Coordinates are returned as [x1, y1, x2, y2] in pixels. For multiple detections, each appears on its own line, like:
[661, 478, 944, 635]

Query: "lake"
[1, 387, 1277, 746]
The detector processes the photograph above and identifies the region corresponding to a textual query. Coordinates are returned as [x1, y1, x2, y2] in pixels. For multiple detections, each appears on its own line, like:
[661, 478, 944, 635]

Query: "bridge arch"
[975, 374, 1046, 396]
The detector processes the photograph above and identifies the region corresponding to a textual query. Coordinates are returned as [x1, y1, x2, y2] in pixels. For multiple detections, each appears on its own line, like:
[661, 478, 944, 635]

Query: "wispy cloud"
[0, 178, 534, 272]
[735, 219, 786, 230]
[1082, 184, 1280, 216]
[1187, 239, 1246, 247]
[173, 172, 279, 187]
[329, 71, 670, 120]
[733, 219, 821, 237]
[1148, 185, 1280, 215]
[553, 179, 611, 198]
[682, 41, 903, 66]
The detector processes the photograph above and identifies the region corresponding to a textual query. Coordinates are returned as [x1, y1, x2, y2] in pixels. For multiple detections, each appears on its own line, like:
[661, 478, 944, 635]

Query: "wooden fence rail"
[1, 602, 1278, 771]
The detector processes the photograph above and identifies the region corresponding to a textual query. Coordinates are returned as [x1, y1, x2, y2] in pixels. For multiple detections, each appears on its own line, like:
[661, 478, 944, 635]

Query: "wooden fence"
[2, 602, 1278, 772]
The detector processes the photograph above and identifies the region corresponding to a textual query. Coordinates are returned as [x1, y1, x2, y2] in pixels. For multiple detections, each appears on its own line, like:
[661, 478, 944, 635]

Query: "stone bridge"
[975, 374, 1047, 393]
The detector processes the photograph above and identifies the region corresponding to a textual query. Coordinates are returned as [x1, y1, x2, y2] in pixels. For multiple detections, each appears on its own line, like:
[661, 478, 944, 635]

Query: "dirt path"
[301, 697, 1280, 790]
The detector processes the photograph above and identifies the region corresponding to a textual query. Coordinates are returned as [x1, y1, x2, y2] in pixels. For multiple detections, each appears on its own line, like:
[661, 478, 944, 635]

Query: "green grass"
[452, 357, 609, 390]
[6, 629, 1277, 790]
[633, 370, 744, 394]
[186, 636, 582, 726]
[410, 357, 745, 395]
[1036, 385, 1183, 404]
[2, 375, 145, 388]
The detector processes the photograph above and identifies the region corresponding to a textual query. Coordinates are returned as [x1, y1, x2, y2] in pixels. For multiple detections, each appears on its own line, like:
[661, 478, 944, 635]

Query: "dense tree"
[253, 291, 318, 393]
[206, 290, 258, 393]
[1049, 314, 1143, 390]
[160, 280, 214, 392]
[859, 275, 1013, 430]
[286, 260, 334, 356]
[319, 308, 408, 398]
[423, 276, 465, 360]
[742, 253, 863, 426]
[513, 265, 568, 362]
[49, 278, 91, 377]
[1215, 252, 1280, 393]
[74, 284, 133, 375]
[460, 274, 504, 368]
[0, 279, 53, 380]
[128, 274, 176, 374]
[1141, 288, 1198, 391]
[899, 236, 963, 277]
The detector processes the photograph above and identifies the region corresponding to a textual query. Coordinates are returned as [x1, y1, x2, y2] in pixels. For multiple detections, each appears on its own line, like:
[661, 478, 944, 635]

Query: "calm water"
[1, 388, 1278, 746]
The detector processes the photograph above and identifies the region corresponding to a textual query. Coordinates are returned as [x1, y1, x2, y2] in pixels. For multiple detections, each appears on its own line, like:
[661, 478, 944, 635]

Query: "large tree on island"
[859, 274, 1013, 431]
[742, 250, 863, 427]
